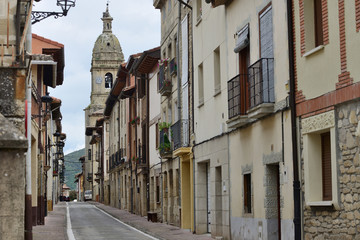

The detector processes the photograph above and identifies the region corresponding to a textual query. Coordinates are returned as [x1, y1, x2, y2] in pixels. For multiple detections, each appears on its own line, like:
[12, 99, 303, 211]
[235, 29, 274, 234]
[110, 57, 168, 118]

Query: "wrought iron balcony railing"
[158, 65, 172, 96]
[228, 74, 249, 119]
[159, 128, 172, 157]
[248, 58, 274, 109]
[171, 119, 189, 151]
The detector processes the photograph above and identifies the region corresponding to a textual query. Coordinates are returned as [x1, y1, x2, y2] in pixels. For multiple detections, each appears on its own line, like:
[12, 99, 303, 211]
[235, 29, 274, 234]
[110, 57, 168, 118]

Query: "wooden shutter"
[321, 132, 332, 201]
[314, 0, 323, 46]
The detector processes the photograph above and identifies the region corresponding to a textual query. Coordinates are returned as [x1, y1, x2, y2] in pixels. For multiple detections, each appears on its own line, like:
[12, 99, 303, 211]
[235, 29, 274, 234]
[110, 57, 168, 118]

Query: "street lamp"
[31, 0, 76, 24]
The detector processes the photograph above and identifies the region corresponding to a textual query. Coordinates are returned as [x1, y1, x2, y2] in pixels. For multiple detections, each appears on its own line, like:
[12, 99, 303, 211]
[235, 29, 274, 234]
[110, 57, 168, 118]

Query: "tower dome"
[92, 4, 124, 62]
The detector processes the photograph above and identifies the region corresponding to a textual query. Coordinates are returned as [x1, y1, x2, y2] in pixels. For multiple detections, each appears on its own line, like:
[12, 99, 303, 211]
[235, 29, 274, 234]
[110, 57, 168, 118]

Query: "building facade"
[293, 0, 360, 239]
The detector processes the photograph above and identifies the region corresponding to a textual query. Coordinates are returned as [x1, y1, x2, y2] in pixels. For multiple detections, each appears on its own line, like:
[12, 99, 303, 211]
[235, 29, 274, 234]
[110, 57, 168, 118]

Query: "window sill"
[303, 45, 324, 57]
[196, 16, 202, 26]
[307, 201, 333, 207]
[213, 88, 221, 97]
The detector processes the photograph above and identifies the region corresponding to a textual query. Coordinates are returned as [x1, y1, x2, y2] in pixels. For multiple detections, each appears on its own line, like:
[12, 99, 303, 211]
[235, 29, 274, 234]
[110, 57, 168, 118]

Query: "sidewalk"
[91, 201, 214, 240]
[33, 202, 67, 240]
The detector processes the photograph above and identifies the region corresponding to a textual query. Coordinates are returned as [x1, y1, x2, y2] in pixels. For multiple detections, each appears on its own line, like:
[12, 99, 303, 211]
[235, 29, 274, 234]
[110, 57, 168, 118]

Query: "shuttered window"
[321, 132, 332, 201]
[259, 5, 274, 58]
[314, 0, 323, 46]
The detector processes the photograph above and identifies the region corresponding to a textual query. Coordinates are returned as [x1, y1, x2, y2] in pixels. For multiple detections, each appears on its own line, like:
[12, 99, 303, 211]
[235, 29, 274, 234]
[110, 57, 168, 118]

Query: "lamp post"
[31, 0, 76, 24]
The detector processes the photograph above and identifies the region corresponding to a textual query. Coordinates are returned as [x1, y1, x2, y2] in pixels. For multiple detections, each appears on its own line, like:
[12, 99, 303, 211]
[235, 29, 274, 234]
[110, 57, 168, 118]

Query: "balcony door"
[239, 46, 250, 114]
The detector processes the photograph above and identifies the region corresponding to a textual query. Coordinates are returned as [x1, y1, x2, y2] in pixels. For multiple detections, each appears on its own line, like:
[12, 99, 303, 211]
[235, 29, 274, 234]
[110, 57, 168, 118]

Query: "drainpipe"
[117, 98, 121, 208]
[286, 0, 301, 239]
[25, 62, 32, 240]
[146, 73, 150, 213]
[177, 0, 182, 124]
[25, 13, 32, 238]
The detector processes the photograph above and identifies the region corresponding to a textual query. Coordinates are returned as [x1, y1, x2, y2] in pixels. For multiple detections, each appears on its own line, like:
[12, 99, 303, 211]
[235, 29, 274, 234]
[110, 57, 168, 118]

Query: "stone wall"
[0, 68, 26, 131]
[302, 101, 360, 240]
[0, 113, 27, 240]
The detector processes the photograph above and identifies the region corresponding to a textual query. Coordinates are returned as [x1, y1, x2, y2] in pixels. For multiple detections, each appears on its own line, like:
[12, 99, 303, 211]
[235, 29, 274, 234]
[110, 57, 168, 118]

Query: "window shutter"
[314, 0, 323, 46]
[259, 6, 274, 58]
[321, 132, 332, 201]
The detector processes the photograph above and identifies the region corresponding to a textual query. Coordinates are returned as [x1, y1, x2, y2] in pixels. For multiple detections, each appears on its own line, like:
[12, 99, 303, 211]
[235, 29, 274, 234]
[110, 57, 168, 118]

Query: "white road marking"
[66, 203, 76, 240]
[95, 206, 159, 240]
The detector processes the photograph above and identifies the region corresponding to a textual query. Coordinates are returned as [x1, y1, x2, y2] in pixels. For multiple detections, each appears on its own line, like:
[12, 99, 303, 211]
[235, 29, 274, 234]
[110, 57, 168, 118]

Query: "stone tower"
[90, 3, 124, 111]
[84, 4, 124, 196]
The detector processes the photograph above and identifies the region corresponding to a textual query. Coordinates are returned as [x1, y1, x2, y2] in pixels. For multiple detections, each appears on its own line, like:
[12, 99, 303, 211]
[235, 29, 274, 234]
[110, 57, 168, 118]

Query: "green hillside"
[64, 148, 84, 190]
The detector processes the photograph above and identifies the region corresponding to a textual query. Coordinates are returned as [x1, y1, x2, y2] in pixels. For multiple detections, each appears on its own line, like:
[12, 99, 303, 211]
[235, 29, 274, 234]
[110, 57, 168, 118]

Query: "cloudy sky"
[32, 0, 160, 154]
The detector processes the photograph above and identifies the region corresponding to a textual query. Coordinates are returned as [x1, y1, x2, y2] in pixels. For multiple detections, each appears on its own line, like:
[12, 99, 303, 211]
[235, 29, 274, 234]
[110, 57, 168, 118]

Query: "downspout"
[146, 73, 150, 213]
[134, 72, 138, 214]
[117, 98, 121, 208]
[176, 0, 182, 218]
[286, 0, 301, 239]
[25, 61, 32, 240]
[177, 0, 182, 126]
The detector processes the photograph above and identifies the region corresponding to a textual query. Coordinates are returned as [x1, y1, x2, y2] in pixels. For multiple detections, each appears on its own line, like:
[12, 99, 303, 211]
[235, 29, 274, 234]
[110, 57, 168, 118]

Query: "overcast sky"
[32, 1, 160, 154]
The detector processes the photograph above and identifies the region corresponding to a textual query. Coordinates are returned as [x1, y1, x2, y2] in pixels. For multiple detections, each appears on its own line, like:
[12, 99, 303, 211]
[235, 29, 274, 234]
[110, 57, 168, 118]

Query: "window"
[303, 0, 324, 51]
[213, 47, 221, 94]
[198, 63, 204, 106]
[155, 123, 159, 148]
[105, 72, 113, 89]
[314, 0, 323, 47]
[244, 173, 252, 213]
[259, 5, 274, 58]
[168, 0, 171, 13]
[156, 176, 160, 203]
[302, 111, 338, 208]
[321, 132, 332, 201]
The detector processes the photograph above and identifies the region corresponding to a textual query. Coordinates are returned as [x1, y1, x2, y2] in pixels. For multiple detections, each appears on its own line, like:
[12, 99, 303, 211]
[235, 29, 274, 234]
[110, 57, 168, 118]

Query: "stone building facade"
[293, 0, 360, 238]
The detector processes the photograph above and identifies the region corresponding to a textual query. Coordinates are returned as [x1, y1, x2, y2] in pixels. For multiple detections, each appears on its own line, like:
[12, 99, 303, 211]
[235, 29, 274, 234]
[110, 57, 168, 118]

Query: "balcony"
[247, 58, 275, 119]
[171, 119, 189, 151]
[159, 128, 172, 158]
[137, 144, 147, 167]
[227, 74, 252, 128]
[158, 65, 172, 96]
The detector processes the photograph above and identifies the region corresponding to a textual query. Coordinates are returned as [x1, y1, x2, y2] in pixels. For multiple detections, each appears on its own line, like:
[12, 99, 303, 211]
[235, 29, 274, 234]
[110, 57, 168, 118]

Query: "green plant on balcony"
[159, 134, 171, 153]
[159, 122, 171, 131]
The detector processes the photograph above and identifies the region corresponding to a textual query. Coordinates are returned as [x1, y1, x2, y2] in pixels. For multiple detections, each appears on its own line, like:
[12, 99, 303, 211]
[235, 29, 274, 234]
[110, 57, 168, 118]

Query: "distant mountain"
[64, 148, 84, 190]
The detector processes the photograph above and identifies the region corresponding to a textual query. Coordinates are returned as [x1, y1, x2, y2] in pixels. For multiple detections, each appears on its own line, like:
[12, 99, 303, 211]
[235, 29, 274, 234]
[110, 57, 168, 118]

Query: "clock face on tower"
[96, 76, 102, 84]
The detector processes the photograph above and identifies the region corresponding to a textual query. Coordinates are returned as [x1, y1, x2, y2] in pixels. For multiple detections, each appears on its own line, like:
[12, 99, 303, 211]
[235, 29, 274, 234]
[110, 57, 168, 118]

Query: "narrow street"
[33, 202, 213, 240]
[67, 202, 156, 240]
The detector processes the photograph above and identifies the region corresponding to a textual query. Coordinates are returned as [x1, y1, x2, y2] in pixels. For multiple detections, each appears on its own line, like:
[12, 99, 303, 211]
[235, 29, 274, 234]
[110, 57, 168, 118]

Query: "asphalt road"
[67, 202, 157, 240]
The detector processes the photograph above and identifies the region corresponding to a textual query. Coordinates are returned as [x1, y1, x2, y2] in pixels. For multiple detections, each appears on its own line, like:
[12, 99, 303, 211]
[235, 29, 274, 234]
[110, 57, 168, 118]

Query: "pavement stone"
[33, 202, 67, 240]
[91, 201, 214, 240]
